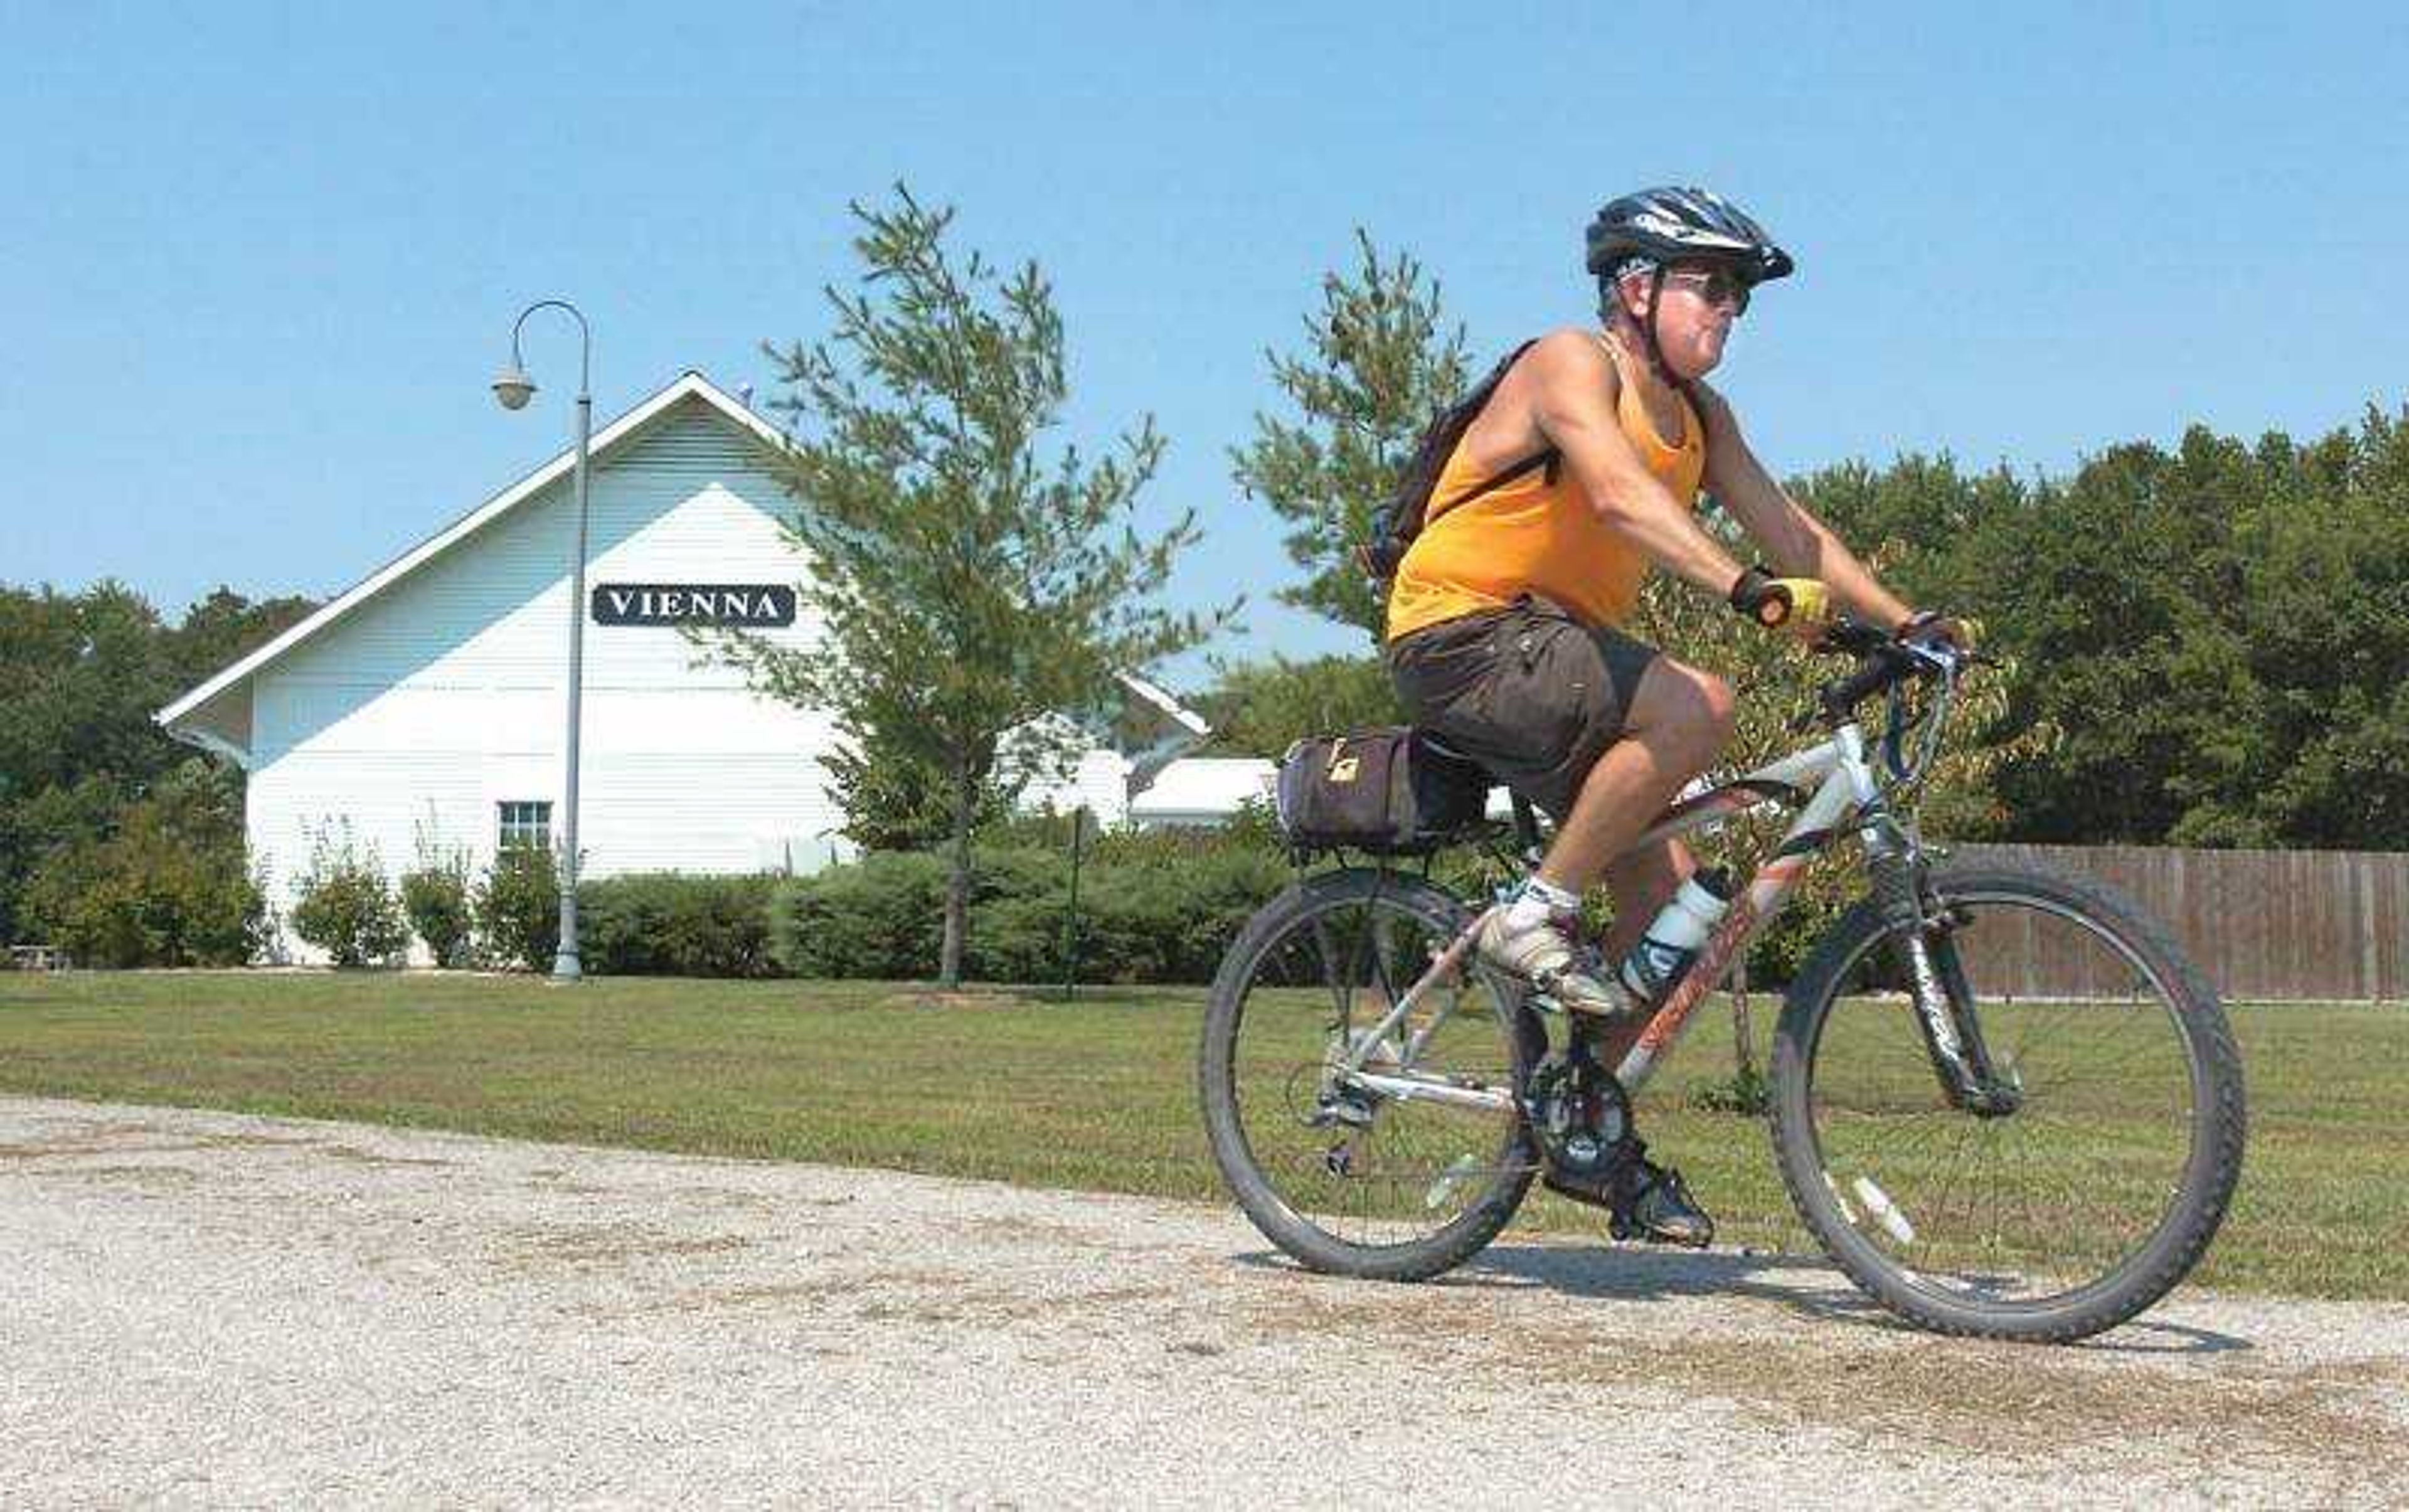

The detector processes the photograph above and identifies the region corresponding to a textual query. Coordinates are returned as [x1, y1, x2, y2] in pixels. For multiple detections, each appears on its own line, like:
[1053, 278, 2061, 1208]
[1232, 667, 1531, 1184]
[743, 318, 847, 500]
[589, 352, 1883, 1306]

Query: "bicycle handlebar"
[1800, 618, 1990, 767]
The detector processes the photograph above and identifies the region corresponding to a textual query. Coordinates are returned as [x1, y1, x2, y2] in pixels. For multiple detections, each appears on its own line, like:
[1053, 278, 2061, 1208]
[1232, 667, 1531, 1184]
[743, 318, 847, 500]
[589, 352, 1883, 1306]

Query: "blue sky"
[5, 1, 2404, 689]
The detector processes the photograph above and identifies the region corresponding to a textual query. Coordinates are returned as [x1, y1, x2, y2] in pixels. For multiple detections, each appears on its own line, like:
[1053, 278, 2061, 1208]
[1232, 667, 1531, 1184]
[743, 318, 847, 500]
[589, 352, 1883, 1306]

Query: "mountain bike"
[1197, 622, 2247, 1343]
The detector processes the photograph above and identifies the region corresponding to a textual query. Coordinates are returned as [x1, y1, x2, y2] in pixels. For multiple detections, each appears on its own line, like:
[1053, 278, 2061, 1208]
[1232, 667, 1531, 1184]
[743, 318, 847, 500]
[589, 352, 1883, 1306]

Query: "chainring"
[1523, 1050, 1634, 1179]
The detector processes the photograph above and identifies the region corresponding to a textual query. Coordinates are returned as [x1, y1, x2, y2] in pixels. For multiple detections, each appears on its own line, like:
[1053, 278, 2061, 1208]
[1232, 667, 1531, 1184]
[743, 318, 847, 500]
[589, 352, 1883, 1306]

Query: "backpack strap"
[1420, 338, 1558, 528]
[1424, 445, 1559, 527]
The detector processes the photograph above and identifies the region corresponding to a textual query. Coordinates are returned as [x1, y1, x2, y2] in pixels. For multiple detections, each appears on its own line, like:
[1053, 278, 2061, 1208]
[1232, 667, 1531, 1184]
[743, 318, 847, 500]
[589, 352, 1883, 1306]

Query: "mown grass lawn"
[0, 971, 2400, 1299]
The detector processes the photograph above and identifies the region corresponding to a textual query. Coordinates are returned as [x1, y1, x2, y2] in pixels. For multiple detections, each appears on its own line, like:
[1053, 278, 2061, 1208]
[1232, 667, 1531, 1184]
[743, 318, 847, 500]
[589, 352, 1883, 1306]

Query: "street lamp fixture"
[491, 364, 537, 411]
[492, 299, 593, 982]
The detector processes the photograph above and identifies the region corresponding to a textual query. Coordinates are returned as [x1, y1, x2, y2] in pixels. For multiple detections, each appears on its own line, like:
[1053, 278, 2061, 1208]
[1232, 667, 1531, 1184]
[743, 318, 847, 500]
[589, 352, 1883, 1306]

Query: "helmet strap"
[1639, 264, 1693, 397]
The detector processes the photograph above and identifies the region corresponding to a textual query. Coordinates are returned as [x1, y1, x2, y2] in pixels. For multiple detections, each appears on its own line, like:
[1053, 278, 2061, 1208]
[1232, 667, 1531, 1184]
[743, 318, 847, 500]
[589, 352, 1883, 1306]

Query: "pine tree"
[1232, 231, 1471, 642]
[719, 186, 1228, 986]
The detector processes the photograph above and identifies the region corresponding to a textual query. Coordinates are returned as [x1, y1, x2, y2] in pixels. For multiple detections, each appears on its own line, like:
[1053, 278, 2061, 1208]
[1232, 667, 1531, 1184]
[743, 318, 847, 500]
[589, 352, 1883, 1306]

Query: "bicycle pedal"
[1307, 1091, 1376, 1129]
[1630, 1219, 1716, 1250]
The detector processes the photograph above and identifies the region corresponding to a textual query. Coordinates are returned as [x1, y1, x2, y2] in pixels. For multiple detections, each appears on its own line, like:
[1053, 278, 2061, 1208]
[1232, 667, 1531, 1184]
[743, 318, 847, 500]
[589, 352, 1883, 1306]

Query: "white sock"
[1505, 875, 1581, 930]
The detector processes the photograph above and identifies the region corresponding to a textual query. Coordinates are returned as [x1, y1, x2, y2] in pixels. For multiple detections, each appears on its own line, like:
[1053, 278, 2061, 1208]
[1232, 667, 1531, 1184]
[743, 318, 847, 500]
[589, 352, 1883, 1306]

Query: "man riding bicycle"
[1383, 186, 1964, 1244]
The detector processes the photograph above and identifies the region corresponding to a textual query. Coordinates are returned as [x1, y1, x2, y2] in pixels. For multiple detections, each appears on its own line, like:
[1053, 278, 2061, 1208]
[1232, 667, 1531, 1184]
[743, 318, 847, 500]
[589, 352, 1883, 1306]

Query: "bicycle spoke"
[1210, 875, 1541, 1266]
[1309, 913, 1353, 1030]
[1797, 877, 2228, 1319]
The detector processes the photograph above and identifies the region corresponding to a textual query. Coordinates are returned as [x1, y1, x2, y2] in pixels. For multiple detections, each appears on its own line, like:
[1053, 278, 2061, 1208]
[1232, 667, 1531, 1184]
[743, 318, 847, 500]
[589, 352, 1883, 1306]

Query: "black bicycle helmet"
[1585, 186, 1793, 385]
[1585, 186, 1794, 284]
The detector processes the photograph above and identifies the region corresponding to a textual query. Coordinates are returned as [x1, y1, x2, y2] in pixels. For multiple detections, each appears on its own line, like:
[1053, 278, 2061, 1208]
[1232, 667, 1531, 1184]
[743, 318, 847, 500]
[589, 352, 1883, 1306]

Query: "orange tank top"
[1384, 343, 1706, 641]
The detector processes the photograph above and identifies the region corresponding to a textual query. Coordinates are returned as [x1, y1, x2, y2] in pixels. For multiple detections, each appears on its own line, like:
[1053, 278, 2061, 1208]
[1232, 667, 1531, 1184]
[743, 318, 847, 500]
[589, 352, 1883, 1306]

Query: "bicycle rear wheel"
[1199, 868, 1547, 1282]
[1771, 861, 2247, 1342]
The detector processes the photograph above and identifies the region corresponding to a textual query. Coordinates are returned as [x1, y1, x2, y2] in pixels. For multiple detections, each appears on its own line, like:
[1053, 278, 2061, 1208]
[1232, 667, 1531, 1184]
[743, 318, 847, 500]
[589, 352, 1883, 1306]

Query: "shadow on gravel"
[1228, 1242, 1877, 1328]
[2067, 1316, 2254, 1355]
[1232, 1243, 2257, 1355]
[1459, 1243, 1891, 1326]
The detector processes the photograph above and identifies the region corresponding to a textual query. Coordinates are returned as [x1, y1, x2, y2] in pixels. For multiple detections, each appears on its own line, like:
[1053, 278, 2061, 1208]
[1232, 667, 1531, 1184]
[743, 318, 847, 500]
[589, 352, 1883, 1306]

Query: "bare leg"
[1536, 657, 1733, 897]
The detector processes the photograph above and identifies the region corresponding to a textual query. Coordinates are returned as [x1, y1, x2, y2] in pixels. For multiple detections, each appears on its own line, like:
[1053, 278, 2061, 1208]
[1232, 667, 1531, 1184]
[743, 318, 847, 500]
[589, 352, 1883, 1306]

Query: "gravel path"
[4, 1095, 2403, 1508]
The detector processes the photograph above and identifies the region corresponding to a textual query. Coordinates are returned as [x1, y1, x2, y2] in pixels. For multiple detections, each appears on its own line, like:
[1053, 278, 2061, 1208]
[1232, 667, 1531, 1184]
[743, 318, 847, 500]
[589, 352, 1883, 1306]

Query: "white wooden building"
[156, 373, 1157, 962]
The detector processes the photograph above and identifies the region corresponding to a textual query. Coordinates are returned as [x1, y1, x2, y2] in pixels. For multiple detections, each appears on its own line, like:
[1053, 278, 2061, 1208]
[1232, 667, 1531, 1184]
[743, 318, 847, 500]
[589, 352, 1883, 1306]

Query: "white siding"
[248, 398, 854, 962]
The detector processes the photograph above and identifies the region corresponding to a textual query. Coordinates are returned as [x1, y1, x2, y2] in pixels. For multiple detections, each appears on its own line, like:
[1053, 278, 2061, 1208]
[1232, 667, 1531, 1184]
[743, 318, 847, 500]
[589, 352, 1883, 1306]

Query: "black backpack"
[1358, 339, 1556, 587]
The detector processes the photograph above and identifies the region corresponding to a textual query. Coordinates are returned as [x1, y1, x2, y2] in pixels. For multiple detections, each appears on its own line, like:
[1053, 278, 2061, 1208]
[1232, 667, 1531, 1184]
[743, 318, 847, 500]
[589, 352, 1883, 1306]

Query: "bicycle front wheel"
[1199, 868, 1548, 1282]
[1770, 861, 2246, 1342]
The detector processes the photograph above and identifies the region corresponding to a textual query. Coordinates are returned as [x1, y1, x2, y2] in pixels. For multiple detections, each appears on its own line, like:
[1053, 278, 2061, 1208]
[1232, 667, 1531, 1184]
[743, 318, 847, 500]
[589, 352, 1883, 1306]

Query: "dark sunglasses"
[1664, 265, 1751, 316]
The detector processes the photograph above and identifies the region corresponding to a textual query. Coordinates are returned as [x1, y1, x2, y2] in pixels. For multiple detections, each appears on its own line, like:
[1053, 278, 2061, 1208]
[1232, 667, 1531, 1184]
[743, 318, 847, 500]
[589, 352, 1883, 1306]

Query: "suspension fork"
[1863, 821, 2021, 1116]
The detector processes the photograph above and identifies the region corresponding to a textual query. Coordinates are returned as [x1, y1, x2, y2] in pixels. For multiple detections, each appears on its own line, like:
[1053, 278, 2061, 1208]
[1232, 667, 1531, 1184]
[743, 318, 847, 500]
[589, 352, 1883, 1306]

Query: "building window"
[497, 800, 553, 851]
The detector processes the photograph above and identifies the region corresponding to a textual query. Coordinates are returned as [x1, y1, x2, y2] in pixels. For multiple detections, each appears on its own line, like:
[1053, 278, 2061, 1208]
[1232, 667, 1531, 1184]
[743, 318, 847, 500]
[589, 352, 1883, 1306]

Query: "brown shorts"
[1385, 597, 1660, 821]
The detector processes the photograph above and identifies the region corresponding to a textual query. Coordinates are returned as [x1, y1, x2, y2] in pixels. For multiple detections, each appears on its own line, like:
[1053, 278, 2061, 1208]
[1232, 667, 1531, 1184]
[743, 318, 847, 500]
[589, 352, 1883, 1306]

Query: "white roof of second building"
[1129, 757, 1277, 818]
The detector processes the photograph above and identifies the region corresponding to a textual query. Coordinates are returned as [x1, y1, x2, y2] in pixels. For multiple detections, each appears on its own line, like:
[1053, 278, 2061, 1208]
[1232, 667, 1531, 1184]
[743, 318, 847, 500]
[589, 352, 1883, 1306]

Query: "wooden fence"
[1952, 843, 2406, 1003]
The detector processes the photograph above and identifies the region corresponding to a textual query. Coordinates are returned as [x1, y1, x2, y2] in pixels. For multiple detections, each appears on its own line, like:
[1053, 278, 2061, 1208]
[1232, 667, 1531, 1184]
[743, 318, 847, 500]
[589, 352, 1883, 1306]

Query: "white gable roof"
[156, 367, 1216, 762]
[156, 370, 790, 730]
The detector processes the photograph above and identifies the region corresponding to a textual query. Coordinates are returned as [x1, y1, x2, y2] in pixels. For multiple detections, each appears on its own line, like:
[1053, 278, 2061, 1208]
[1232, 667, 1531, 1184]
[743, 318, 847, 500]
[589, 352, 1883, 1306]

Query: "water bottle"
[1617, 868, 1733, 1004]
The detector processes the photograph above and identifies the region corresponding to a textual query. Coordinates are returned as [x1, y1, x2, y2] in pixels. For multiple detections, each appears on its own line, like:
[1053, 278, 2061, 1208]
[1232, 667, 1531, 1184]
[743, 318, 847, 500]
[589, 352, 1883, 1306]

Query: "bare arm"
[1528, 333, 1748, 599]
[1694, 383, 1915, 630]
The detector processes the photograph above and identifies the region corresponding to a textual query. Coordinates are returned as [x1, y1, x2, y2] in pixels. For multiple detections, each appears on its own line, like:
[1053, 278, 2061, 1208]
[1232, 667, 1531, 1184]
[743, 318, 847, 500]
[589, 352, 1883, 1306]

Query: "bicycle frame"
[1340, 721, 1886, 1113]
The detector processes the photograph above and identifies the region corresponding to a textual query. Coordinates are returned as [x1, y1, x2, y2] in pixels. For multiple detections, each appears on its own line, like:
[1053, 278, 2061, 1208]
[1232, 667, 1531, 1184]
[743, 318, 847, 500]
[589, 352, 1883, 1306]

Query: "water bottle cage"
[1623, 939, 1696, 1001]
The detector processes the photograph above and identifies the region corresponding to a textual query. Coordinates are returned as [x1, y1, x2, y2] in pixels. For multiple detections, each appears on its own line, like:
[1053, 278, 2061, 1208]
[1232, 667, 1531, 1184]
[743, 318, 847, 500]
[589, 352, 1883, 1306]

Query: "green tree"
[1193, 652, 1404, 757]
[1795, 407, 2409, 851]
[0, 582, 174, 802]
[0, 582, 174, 941]
[19, 760, 264, 967]
[2187, 408, 2409, 847]
[0, 581, 317, 942]
[401, 815, 477, 968]
[1980, 435, 2257, 843]
[1789, 453, 2028, 617]
[723, 186, 1228, 986]
[819, 716, 1013, 852]
[474, 844, 560, 971]
[1231, 231, 1471, 642]
[164, 585, 316, 691]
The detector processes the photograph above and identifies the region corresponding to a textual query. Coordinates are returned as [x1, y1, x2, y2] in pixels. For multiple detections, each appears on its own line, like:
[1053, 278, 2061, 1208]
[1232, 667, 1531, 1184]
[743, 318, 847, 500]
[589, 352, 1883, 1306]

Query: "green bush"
[476, 846, 560, 971]
[578, 872, 783, 978]
[961, 848, 1068, 983]
[289, 824, 408, 968]
[402, 866, 474, 967]
[768, 850, 946, 979]
[947, 806, 1818, 991]
[18, 762, 266, 967]
[765, 836, 1290, 985]
[400, 826, 476, 968]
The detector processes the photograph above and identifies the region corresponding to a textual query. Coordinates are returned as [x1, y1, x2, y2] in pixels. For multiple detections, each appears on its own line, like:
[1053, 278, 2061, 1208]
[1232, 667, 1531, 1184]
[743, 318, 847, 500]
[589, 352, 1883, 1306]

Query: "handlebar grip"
[1816, 616, 1893, 656]
[1821, 648, 1906, 718]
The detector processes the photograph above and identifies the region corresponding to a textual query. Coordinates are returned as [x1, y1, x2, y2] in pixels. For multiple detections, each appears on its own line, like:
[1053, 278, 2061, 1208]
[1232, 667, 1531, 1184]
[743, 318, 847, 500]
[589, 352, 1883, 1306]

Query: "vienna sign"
[591, 583, 797, 627]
